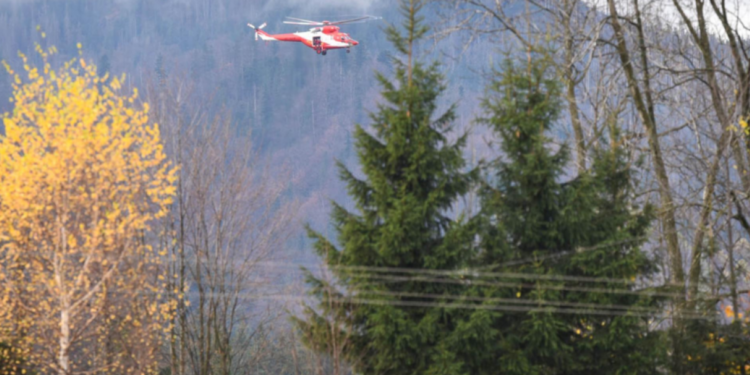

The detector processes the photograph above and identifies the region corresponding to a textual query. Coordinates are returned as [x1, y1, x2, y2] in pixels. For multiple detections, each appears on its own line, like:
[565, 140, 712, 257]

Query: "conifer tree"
[294, 1, 475, 374]
[471, 59, 662, 374]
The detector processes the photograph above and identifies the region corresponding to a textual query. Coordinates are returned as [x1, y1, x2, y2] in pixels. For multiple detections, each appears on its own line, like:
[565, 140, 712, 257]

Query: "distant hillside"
[0, 0, 499, 260]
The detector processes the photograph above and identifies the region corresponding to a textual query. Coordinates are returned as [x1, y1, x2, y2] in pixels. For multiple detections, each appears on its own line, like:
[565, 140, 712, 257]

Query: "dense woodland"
[2, 0, 750, 374]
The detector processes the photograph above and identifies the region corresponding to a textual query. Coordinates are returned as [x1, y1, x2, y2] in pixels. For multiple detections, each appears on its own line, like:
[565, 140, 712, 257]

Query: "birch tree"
[0, 44, 177, 374]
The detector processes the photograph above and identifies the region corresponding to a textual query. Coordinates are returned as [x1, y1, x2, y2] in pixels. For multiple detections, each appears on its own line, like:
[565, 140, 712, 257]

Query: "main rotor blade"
[329, 16, 378, 25]
[286, 16, 320, 24]
[283, 21, 323, 25]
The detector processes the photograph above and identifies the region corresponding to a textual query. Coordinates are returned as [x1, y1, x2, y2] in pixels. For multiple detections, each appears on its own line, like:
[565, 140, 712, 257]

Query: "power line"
[358, 289, 680, 315]
[9, 277, 720, 321]
[256, 258, 679, 287]
[252, 266, 685, 298]
[216, 293, 713, 321]
[350, 273, 683, 297]
[474, 236, 652, 270]
[317, 289, 711, 319]
[93, 284, 709, 320]
[159, 288, 671, 315]
[15, 268, 682, 300]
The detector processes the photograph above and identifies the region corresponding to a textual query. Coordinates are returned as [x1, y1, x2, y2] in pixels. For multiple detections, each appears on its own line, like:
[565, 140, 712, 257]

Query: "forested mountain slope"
[0, 0, 492, 257]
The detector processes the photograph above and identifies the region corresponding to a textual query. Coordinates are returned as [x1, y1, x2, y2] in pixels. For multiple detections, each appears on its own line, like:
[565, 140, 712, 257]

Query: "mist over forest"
[0, 0, 493, 259]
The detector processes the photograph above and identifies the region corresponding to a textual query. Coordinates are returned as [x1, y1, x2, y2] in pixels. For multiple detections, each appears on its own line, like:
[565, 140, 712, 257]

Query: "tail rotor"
[247, 22, 267, 41]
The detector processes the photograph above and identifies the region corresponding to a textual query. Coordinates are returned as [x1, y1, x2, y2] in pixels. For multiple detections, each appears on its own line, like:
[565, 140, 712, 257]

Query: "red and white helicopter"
[248, 16, 379, 55]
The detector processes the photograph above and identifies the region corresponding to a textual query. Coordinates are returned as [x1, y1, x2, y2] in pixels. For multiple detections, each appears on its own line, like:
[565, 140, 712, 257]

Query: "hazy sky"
[261, 0, 381, 17]
[272, 0, 377, 8]
[585, 0, 750, 39]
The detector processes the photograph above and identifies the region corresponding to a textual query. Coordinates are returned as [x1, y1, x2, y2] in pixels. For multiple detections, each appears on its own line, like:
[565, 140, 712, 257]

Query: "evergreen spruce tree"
[471, 59, 662, 374]
[293, 1, 476, 374]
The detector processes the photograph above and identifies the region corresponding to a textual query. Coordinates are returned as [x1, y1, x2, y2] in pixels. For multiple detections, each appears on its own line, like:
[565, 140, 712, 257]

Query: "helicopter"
[248, 16, 379, 55]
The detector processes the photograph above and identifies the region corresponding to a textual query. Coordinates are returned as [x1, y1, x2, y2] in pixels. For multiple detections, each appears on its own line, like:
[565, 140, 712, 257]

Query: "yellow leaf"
[0, 40, 177, 369]
[724, 305, 734, 318]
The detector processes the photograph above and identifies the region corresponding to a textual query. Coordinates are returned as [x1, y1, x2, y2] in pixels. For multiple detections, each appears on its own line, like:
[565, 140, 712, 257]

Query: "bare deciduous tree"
[147, 76, 295, 375]
[436, 0, 750, 371]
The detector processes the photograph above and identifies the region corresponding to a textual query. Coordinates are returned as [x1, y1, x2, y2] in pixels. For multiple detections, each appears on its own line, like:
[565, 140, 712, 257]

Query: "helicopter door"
[313, 36, 321, 47]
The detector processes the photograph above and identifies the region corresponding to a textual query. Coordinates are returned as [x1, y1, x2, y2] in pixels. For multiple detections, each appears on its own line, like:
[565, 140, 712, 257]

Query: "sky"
[585, 0, 750, 39]
[260, 0, 381, 18]
[270, 0, 377, 8]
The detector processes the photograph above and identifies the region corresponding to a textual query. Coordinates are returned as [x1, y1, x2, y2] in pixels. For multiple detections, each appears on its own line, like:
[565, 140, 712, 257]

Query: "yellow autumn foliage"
[0, 45, 176, 374]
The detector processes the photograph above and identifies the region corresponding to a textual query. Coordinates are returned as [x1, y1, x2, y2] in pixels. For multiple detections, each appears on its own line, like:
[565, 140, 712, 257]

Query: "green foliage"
[679, 317, 750, 374]
[294, 1, 476, 374]
[296, 5, 666, 374]
[468, 58, 662, 374]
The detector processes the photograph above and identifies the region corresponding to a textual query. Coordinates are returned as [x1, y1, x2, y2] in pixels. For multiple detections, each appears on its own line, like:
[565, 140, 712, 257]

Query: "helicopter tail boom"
[248, 23, 306, 43]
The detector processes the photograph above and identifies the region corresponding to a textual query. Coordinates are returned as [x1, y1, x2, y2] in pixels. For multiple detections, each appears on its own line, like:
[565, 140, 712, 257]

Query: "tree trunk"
[669, 0, 737, 309]
[606, 0, 684, 289]
[59, 303, 70, 375]
[606, 2, 685, 372]
[562, 0, 586, 172]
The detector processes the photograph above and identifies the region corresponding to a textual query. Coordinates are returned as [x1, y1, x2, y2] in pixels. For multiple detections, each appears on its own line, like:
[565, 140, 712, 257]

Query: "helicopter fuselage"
[255, 25, 359, 54]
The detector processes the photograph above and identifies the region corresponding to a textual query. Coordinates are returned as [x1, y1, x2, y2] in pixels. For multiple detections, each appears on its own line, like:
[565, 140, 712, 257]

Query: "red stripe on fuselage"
[259, 30, 350, 51]
[299, 40, 347, 50]
[266, 33, 303, 42]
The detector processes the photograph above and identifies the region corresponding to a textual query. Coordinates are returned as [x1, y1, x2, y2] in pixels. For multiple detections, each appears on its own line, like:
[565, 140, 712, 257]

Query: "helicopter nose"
[352, 40, 359, 46]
